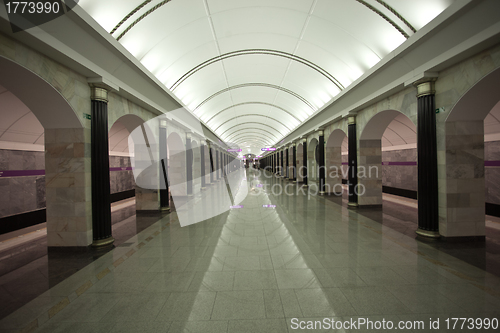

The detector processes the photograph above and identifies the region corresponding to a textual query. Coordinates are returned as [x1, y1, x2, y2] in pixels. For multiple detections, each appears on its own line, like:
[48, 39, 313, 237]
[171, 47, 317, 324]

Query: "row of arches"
[261, 66, 500, 240]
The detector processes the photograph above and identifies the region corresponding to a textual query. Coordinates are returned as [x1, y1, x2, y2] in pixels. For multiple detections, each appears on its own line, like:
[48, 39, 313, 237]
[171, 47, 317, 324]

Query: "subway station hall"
[2, 0, 500, 332]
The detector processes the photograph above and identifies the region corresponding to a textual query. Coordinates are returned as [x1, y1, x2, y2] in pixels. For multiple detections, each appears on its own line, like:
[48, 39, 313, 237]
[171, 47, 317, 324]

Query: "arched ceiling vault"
[79, 0, 455, 156]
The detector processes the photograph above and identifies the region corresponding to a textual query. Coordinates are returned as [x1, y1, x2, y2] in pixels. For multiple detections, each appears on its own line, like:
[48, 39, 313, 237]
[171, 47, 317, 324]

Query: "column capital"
[413, 77, 438, 98]
[348, 115, 356, 125]
[317, 129, 324, 136]
[302, 137, 307, 143]
[90, 86, 108, 103]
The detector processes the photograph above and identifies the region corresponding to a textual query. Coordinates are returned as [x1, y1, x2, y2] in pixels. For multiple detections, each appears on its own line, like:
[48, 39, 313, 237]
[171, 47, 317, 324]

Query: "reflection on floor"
[0, 198, 166, 320]
[1, 169, 499, 332]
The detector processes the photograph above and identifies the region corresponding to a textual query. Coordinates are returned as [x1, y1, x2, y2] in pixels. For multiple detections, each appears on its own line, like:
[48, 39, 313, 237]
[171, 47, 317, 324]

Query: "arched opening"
[443, 67, 500, 239]
[0, 57, 85, 319]
[108, 114, 146, 229]
[325, 129, 347, 195]
[0, 57, 83, 247]
[359, 110, 417, 210]
[308, 138, 318, 183]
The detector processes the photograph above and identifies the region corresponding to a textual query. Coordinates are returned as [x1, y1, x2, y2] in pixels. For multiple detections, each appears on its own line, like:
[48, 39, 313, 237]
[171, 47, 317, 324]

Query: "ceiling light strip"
[194, 83, 315, 112]
[355, 0, 409, 38]
[206, 102, 301, 124]
[117, 0, 173, 41]
[111, 0, 152, 35]
[170, 49, 344, 91]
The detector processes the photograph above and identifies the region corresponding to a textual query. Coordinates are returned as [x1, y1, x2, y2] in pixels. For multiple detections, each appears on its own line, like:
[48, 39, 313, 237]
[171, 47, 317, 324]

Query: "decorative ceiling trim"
[116, 0, 173, 41]
[220, 122, 284, 138]
[225, 128, 280, 142]
[170, 49, 344, 91]
[206, 102, 301, 124]
[227, 131, 276, 144]
[375, 0, 416, 33]
[233, 136, 273, 145]
[111, 0, 152, 35]
[213, 114, 292, 132]
[355, 0, 409, 38]
[194, 83, 315, 112]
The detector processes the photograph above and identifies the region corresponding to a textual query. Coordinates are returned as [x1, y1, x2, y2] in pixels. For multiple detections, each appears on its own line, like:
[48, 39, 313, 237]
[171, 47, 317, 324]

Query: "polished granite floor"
[1, 169, 500, 332]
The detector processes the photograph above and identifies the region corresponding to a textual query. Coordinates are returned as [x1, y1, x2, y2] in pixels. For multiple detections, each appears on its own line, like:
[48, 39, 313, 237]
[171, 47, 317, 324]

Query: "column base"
[92, 236, 114, 247]
[416, 228, 440, 238]
[201, 187, 207, 191]
[293, 180, 297, 183]
[161, 206, 171, 212]
[303, 184, 308, 187]
[319, 191, 325, 195]
[347, 202, 359, 209]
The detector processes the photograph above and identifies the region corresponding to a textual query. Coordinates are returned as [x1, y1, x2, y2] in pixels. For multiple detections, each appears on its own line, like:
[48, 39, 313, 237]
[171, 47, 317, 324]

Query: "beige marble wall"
[296, 145, 303, 182]
[326, 147, 342, 194]
[45, 128, 92, 246]
[192, 141, 202, 193]
[358, 140, 382, 206]
[436, 43, 500, 237]
[203, 145, 210, 186]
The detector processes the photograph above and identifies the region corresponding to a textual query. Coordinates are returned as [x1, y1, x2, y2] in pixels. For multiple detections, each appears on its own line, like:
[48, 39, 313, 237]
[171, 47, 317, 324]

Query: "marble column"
[186, 133, 193, 196]
[303, 138, 308, 187]
[281, 149, 284, 177]
[415, 78, 440, 238]
[318, 130, 326, 195]
[348, 115, 358, 208]
[201, 141, 206, 190]
[293, 143, 297, 182]
[159, 120, 170, 210]
[90, 86, 113, 247]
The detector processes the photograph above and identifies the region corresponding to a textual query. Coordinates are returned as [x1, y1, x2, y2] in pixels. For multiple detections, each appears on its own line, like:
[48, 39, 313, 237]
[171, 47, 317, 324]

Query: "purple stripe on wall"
[485, 161, 500, 167]
[0, 170, 45, 177]
[382, 161, 417, 166]
[109, 167, 134, 172]
[0, 167, 134, 177]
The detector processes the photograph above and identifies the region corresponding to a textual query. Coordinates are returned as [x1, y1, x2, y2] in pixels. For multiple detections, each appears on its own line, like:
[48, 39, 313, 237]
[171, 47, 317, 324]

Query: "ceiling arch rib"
[219, 122, 286, 139]
[206, 102, 301, 124]
[227, 132, 276, 145]
[233, 136, 272, 146]
[213, 114, 292, 133]
[193, 83, 316, 113]
[225, 127, 280, 142]
[170, 49, 344, 91]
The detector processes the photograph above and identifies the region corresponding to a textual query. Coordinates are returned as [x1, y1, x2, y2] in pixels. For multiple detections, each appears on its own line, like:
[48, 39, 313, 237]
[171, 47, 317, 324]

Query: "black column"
[348, 116, 358, 207]
[216, 150, 220, 180]
[319, 131, 326, 195]
[186, 134, 193, 196]
[281, 150, 284, 177]
[90, 87, 113, 247]
[201, 142, 206, 190]
[285, 148, 289, 179]
[303, 139, 308, 187]
[415, 79, 440, 238]
[208, 143, 214, 184]
[293, 144, 297, 182]
[159, 122, 169, 211]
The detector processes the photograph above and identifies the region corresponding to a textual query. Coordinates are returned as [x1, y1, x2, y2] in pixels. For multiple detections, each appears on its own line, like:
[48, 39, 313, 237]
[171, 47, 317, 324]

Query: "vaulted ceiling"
[78, 0, 454, 155]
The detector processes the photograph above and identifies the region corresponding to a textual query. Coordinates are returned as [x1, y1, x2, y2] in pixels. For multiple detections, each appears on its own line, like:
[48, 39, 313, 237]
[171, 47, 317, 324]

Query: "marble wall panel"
[381, 149, 417, 191]
[359, 140, 382, 206]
